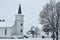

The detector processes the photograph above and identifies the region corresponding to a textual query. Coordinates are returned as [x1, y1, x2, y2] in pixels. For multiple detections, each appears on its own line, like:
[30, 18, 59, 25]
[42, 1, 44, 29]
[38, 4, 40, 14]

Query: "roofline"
[0, 27, 12, 28]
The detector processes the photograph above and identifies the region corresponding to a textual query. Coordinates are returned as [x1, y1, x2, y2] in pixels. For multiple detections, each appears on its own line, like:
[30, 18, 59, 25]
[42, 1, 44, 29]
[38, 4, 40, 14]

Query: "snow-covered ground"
[0, 38, 60, 40]
[24, 38, 53, 40]
[0, 38, 53, 40]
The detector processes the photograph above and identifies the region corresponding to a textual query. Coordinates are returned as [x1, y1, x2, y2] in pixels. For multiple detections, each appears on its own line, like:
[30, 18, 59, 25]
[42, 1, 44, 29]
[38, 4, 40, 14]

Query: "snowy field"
[0, 38, 53, 40]
[0, 37, 60, 40]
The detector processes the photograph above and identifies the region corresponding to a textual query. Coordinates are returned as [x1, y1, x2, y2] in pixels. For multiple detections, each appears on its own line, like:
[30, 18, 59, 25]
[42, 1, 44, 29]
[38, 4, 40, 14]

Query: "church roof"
[18, 4, 21, 14]
[0, 21, 14, 27]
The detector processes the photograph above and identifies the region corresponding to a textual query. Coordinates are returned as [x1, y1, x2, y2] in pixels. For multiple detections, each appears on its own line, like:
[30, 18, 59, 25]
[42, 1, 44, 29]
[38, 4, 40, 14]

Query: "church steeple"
[18, 4, 21, 14]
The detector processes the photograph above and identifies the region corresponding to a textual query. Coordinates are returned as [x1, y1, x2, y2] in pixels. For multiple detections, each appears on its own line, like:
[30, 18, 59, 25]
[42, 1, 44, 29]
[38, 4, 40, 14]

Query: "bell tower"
[15, 4, 24, 37]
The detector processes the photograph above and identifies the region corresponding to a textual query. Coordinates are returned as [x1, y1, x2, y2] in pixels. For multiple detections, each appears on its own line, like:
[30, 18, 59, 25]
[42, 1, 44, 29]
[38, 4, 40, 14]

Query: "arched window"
[21, 23, 23, 26]
[20, 29, 23, 32]
[5, 29, 7, 35]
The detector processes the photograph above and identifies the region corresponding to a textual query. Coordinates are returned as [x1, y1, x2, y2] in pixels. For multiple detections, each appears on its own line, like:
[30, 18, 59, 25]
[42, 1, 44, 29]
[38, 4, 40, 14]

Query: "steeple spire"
[18, 4, 21, 14]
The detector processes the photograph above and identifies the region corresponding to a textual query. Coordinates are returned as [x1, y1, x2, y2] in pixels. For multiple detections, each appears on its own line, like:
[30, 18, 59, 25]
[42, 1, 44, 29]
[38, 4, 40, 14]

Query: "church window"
[21, 23, 23, 26]
[5, 29, 7, 35]
[20, 29, 23, 32]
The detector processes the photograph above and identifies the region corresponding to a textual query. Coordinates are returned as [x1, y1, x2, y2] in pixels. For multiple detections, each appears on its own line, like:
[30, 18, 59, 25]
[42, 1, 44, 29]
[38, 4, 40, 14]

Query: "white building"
[0, 4, 24, 39]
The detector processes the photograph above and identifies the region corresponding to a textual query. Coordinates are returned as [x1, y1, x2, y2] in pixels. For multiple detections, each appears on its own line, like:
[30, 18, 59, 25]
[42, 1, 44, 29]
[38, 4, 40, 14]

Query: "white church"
[0, 4, 24, 39]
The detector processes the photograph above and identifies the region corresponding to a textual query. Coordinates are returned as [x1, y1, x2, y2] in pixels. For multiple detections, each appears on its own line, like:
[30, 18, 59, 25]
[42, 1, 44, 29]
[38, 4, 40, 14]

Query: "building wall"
[15, 14, 24, 36]
[0, 28, 5, 36]
[15, 14, 24, 22]
[0, 27, 12, 36]
[0, 14, 24, 37]
[6, 28, 12, 36]
[11, 24, 17, 35]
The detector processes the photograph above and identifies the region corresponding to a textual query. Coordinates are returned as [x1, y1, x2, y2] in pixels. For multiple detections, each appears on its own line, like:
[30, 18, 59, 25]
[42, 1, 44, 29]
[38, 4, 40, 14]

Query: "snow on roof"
[0, 21, 14, 27]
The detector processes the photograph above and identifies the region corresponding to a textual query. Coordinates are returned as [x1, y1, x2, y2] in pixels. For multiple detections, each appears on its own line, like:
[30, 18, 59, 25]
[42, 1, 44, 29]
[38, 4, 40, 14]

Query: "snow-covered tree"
[35, 27, 40, 38]
[27, 26, 35, 38]
[39, 0, 60, 40]
[27, 26, 40, 38]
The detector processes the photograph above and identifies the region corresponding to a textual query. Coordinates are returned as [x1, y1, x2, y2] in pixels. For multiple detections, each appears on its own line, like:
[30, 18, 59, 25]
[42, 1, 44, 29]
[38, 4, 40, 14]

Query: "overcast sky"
[0, 0, 60, 34]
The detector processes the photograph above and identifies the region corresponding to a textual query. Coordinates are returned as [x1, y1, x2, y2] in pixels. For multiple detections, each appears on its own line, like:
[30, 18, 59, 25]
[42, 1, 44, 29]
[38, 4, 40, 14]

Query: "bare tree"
[39, 0, 60, 40]
[29, 26, 35, 38]
[55, 2, 60, 40]
[27, 26, 35, 38]
[27, 26, 40, 38]
[43, 24, 52, 36]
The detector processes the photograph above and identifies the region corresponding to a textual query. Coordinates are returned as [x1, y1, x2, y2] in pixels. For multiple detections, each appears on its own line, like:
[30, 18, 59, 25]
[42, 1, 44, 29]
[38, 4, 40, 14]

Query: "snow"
[0, 38, 53, 40]
[0, 21, 14, 27]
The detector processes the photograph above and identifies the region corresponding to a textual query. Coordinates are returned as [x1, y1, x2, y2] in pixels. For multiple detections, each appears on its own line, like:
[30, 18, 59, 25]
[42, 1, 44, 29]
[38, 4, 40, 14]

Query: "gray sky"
[0, 0, 60, 34]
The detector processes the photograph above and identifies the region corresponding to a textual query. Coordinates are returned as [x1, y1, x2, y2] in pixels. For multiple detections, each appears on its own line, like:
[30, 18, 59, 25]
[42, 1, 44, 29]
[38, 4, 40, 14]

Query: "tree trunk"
[53, 31, 55, 40]
[55, 20, 58, 40]
[56, 28, 58, 40]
